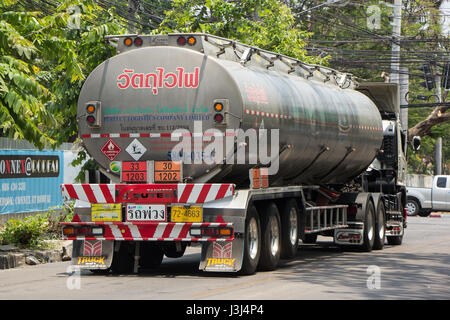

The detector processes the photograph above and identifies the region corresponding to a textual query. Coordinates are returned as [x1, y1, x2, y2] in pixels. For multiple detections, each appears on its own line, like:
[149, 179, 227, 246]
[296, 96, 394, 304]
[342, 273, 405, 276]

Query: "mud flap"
[199, 237, 244, 272]
[72, 240, 114, 270]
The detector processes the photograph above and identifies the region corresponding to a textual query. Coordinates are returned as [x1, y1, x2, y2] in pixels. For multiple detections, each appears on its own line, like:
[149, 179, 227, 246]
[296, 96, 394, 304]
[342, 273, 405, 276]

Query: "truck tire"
[111, 241, 135, 274]
[387, 235, 403, 245]
[406, 198, 420, 216]
[302, 234, 318, 244]
[163, 242, 187, 258]
[139, 242, 164, 269]
[418, 209, 431, 217]
[360, 199, 376, 252]
[373, 198, 386, 250]
[279, 199, 300, 259]
[258, 202, 281, 271]
[239, 205, 261, 275]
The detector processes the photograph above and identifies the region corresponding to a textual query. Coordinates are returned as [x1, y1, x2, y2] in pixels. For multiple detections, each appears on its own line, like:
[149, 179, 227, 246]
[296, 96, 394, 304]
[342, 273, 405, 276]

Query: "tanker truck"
[61, 34, 408, 274]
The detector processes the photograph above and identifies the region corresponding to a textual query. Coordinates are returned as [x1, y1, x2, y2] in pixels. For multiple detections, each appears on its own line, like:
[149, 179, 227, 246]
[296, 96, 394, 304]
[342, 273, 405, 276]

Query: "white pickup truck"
[406, 175, 450, 216]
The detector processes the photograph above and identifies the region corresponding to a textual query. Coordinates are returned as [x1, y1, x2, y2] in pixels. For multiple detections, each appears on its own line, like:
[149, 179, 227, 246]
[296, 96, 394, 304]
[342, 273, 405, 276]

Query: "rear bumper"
[61, 222, 234, 242]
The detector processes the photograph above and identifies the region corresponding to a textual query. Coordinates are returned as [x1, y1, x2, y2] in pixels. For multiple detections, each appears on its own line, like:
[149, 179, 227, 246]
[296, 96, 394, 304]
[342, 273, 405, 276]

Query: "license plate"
[171, 206, 202, 222]
[91, 203, 121, 222]
[126, 204, 166, 222]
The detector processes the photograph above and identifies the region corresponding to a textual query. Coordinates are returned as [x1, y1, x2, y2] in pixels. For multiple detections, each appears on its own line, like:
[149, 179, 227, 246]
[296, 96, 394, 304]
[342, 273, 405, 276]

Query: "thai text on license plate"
[126, 204, 166, 222]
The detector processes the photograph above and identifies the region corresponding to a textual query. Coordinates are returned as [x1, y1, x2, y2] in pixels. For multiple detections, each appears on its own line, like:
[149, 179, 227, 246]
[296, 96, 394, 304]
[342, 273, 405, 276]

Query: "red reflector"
[87, 115, 96, 124]
[177, 36, 186, 46]
[134, 37, 143, 46]
[78, 227, 89, 234]
[214, 113, 224, 123]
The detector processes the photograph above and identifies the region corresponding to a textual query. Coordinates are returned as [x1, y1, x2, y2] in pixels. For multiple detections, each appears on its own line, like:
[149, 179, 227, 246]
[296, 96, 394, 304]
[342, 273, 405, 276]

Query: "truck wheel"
[258, 202, 281, 271]
[163, 242, 187, 258]
[302, 234, 318, 244]
[280, 199, 299, 259]
[111, 241, 135, 274]
[139, 242, 164, 269]
[373, 199, 386, 250]
[406, 199, 420, 216]
[240, 205, 261, 275]
[387, 235, 403, 245]
[360, 200, 376, 252]
[418, 209, 431, 217]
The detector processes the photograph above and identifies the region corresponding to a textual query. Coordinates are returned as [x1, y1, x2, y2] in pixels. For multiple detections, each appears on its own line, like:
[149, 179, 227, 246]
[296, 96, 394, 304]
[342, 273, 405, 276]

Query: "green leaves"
[160, 0, 326, 65]
[0, 1, 124, 149]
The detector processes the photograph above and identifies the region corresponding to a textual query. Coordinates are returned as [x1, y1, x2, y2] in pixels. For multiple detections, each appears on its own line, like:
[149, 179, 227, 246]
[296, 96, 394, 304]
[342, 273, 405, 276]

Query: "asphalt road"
[0, 216, 449, 300]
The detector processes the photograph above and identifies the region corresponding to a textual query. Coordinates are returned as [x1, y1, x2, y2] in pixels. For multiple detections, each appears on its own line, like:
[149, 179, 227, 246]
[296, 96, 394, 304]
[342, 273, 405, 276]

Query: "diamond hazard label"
[125, 138, 147, 161]
[101, 139, 121, 161]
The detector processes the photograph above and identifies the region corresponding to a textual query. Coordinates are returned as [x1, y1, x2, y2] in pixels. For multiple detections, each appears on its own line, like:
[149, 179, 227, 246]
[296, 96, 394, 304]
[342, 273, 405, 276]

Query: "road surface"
[0, 216, 449, 299]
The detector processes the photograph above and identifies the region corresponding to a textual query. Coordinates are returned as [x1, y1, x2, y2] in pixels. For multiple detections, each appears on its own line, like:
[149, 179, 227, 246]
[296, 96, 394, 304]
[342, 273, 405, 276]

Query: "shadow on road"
[76, 239, 450, 299]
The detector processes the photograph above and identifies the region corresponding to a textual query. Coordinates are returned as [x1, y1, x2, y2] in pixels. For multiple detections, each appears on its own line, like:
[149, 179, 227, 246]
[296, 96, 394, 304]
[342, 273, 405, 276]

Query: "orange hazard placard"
[154, 161, 181, 182]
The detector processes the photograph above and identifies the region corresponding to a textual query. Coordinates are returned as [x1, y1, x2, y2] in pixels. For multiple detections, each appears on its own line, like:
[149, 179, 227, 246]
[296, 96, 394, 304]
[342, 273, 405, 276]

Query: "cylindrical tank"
[78, 44, 383, 187]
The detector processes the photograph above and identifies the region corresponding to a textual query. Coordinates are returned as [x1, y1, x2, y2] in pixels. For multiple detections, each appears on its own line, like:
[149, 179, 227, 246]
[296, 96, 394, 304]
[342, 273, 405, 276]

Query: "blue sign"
[0, 149, 64, 214]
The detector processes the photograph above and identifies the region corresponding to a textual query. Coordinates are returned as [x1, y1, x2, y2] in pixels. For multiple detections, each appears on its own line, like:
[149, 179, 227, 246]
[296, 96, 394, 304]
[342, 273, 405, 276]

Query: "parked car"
[406, 175, 450, 216]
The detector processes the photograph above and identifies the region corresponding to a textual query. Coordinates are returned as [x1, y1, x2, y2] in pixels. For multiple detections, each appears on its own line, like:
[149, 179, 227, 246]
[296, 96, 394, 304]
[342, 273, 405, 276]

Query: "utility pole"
[436, 137, 442, 175]
[390, 0, 407, 128]
[399, 66, 409, 130]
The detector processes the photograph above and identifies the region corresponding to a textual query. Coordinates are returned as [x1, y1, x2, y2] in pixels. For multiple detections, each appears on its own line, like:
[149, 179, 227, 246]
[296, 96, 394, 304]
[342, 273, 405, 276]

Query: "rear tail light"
[63, 226, 104, 237]
[190, 227, 233, 237]
[177, 36, 186, 46]
[86, 115, 96, 124]
[214, 113, 224, 123]
[85, 101, 101, 128]
[134, 37, 143, 46]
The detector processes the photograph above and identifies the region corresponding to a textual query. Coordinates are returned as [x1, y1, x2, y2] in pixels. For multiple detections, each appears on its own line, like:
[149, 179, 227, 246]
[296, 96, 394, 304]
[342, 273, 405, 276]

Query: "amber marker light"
[124, 37, 133, 46]
[187, 36, 197, 46]
[214, 102, 224, 112]
[86, 104, 95, 113]
[63, 227, 75, 236]
[219, 228, 232, 236]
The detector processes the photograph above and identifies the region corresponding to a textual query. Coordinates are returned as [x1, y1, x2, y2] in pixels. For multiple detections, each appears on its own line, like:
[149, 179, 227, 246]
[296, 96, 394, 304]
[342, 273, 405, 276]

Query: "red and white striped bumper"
[61, 183, 235, 204]
[61, 222, 234, 242]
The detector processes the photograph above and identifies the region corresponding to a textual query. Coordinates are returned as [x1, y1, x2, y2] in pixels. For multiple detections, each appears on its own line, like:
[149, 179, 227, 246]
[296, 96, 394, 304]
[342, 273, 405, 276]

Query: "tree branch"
[408, 104, 450, 140]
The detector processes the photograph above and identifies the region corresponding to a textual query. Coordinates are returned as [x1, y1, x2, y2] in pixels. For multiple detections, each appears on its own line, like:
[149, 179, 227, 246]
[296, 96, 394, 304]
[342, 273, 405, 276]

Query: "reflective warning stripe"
[62, 183, 234, 204]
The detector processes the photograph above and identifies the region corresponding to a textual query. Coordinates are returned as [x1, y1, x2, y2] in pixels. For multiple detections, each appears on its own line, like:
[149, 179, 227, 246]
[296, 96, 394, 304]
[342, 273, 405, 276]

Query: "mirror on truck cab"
[412, 136, 421, 151]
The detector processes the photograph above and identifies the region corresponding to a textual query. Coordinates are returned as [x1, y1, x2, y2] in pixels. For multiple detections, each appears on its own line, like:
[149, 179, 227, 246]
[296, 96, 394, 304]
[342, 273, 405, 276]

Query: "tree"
[292, 0, 449, 173]
[0, 0, 124, 148]
[159, 0, 328, 64]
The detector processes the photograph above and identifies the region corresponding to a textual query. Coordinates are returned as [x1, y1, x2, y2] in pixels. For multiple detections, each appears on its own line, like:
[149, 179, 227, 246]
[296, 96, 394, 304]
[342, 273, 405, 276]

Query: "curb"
[429, 214, 450, 218]
[0, 241, 72, 270]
